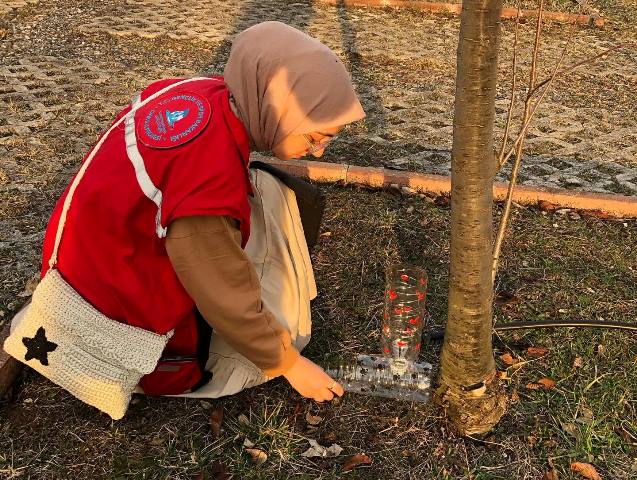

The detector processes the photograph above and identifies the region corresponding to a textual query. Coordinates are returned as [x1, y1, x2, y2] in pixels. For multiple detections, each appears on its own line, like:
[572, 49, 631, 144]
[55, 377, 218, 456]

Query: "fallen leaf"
[209, 406, 224, 440]
[245, 447, 268, 465]
[539, 200, 557, 212]
[342, 453, 373, 472]
[495, 290, 520, 306]
[581, 209, 611, 220]
[573, 357, 584, 368]
[321, 431, 338, 444]
[570, 462, 601, 480]
[597, 344, 605, 356]
[500, 353, 517, 365]
[538, 378, 556, 389]
[543, 469, 559, 480]
[320, 231, 332, 237]
[497, 370, 509, 380]
[576, 407, 594, 425]
[562, 422, 579, 437]
[527, 347, 550, 357]
[237, 414, 250, 425]
[434, 195, 450, 206]
[301, 439, 343, 458]
[243, 438, 255, 448]
[544, 438, 558, 449]
[305, 411, 323, 426]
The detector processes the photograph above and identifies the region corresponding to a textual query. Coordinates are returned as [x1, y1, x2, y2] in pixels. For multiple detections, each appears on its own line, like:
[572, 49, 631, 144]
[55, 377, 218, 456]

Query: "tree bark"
[436, 0, 507, 435]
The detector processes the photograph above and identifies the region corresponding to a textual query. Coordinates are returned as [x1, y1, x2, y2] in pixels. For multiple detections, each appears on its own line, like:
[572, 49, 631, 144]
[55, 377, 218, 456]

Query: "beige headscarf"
[224, 21, 366, 152]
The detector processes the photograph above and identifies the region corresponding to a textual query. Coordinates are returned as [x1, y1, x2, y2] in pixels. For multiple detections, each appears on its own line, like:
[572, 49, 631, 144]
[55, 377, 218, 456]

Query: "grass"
[1, 0, 636, 477]
[1, 185, 635, 479]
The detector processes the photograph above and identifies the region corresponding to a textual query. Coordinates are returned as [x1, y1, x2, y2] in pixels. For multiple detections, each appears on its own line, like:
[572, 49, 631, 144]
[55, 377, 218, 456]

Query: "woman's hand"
[283, 355, 344, 402]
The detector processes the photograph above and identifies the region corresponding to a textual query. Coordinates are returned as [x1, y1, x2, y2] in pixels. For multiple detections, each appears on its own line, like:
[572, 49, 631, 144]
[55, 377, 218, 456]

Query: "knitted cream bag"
[4, 270, 173, 419]
[3, 77, 216, 420]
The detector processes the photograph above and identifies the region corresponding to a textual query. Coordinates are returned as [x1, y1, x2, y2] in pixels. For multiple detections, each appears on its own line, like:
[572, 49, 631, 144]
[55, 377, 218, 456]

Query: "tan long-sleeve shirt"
[165, 215, 300, 377]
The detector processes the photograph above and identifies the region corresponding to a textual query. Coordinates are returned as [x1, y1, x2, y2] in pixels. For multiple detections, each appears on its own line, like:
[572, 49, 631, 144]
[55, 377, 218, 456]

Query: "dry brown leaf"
[570, 462, 601, 480]
[538, 378, 556, 389]
[497, 370, 509, 380]
[562, 422, 579, 437]
[342, 453, 373, 472]
[495, 290, 520, 306]
[577, 407, 594, 424]
[526, 383, 542, 390]
[209, 406, 224, 440]
[320, 231, 332, 237]
[245, 447, 268, 465]
[573, 356, 584, 368]
[543, 469, 559, 480]
[500, 353, 516, 365]
[539, 200, 557, 212]
[305, 411, 323, 426]
[527, 347, 550, 357]
[581, 209, 611, 220]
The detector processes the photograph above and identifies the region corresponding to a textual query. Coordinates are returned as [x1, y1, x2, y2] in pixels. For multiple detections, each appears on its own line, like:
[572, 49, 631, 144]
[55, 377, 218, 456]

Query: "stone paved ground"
[0, 0, 636, 312]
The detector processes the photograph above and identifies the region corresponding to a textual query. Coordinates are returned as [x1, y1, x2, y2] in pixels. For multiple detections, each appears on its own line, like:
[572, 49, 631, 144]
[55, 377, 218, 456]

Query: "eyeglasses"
[302, 133, 337, 155]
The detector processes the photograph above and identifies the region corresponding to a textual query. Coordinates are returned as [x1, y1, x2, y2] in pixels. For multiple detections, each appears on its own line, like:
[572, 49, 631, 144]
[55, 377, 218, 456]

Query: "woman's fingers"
[329, 381, 345, 397]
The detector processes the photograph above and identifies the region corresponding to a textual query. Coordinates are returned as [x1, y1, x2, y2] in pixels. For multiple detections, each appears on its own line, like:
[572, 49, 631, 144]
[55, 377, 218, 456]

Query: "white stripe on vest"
[125, 94, 168, 238]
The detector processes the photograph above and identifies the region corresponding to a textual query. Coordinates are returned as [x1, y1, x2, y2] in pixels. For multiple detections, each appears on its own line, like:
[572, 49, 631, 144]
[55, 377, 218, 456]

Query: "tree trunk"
[436, 0, 507, 435]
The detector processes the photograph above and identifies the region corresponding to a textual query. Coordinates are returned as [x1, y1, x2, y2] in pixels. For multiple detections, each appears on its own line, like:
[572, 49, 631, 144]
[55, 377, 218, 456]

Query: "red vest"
[40, 77, 252, 395]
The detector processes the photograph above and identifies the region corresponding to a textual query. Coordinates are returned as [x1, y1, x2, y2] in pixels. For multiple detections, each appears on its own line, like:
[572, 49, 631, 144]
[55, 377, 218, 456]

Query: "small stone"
[401, 186, 416, 195]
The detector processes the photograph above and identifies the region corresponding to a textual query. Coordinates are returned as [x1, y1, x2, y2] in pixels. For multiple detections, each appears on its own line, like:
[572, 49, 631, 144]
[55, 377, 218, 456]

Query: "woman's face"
[272, 125, 343, 160]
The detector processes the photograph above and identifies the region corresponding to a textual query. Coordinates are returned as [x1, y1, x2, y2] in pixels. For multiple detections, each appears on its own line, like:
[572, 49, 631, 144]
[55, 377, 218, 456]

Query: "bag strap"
[48, 77, 221, 270]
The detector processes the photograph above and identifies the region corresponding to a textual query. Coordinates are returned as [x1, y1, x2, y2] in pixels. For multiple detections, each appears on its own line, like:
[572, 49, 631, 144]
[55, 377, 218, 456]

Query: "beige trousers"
[171, 169, 316, 398]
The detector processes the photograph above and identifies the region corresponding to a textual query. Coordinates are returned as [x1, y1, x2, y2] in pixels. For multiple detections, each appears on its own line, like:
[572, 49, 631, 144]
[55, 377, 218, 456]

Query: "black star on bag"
[22, 326, 58, 366]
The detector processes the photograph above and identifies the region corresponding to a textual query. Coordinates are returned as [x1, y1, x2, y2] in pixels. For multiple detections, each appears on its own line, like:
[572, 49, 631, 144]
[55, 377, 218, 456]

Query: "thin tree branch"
[492, 0, 544, 283]
[533, 43, 630, 92]
[529, 0, 544, 90]
[497, 41, 625, 172]
[497, 5, 521, 162]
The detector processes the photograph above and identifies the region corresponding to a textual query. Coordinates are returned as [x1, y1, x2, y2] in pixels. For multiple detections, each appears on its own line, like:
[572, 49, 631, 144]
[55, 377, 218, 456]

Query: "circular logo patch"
[136, 91, 212, 149]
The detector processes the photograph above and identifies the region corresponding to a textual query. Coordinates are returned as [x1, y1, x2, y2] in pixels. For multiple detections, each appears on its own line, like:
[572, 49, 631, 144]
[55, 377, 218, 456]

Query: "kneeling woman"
[5, 22, 366, 419]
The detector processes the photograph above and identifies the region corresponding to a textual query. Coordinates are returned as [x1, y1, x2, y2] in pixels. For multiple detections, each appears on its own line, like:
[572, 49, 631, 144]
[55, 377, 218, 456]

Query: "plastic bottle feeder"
[325, 265, 433, 402]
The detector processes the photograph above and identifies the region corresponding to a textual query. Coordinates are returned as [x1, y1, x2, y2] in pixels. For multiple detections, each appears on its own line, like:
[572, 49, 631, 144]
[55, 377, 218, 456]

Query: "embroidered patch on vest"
[136, 91, 212, 149]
